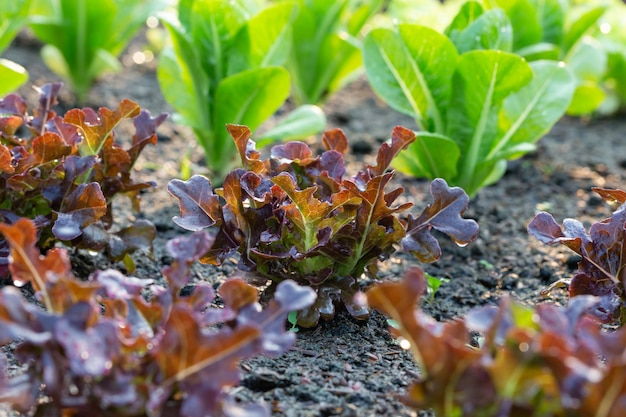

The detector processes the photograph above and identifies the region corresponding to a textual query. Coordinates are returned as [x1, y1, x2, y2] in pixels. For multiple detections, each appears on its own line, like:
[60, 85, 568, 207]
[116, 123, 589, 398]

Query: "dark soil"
[3, 30, 626, 417]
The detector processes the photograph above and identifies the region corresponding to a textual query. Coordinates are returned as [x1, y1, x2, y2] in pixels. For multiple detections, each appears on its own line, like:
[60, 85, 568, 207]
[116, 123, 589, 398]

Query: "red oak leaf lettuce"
[168, 124, 479, 326]
[366, 266, 626, 416]
[0, 83, 167, 276]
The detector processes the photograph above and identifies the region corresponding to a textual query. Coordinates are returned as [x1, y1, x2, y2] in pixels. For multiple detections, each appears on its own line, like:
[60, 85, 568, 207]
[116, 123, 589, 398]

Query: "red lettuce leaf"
[52, 183, 108, 240]
[403, 178, 480, 263]
[168, 175, 222, 231]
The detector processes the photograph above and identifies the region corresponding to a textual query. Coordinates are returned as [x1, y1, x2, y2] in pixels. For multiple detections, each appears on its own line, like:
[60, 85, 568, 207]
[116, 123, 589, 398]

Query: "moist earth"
[3, 31, 626, 417]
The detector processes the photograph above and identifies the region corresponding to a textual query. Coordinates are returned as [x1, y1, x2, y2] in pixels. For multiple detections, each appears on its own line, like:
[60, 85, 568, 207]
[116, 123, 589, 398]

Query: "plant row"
[3, 0, 626, 194]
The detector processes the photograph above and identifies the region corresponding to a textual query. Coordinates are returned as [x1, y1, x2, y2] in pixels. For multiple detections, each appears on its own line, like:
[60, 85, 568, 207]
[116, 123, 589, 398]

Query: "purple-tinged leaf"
[168, 175, 222, 231]
[403, 178, 479, 263]
[0, 219, 71, 300]
[52, 183, 107, 240]
[54, 302, 119, 377]
[219, 278, 259, 312]
[30, 82, 62, 136]
[271, 141, 313, 163]
[163, 231, 214, 291]
[529, 197, 626, 323]
[366, 267, 626, 415]
[32, 132, 72, 163]
[107, 220, 156, 261]
[0, 94, 26, 137]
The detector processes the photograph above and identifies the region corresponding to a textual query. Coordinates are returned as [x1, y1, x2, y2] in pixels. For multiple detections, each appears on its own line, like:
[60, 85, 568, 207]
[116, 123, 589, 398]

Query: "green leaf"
[346, 0, 383, 36]
[228, 2, 296, 74]
[445, 1, 484, 39]
[157, 45, 210, 133]
[30, 0, 118, 101]
[0, 59, 28, 96]
[255, 105, 326, 147]
[40, 44, 70, 80]
[496, 0, 542, 51]
[567, 38, 607, 83]
[448, 8, 513, 54]
[491, 60, 576, 162]
[392, 132, 459, 180]
[447, 50, 532, 195]
[89, 49, 122, 80]
[363, 24, 458, 132]
[562, 6, 606, 54]
[106, 0, 169, 57]
[567, 81, 606, 115]
[190, 0, 246, 89]
[515, 42, 560, 61]
[537, 0, 566, 46]
[288, 1, 342, 104]
[312, 33, 363, 105]
[0, 0, 32, 52]
[212, 67, 290, 175]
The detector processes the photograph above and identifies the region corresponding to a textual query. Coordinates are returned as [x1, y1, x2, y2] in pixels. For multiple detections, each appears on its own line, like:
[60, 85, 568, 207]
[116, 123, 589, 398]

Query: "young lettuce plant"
[287, 0, 383, 105]
[528, 187, 626, 324]
[167, 124, 479, 327]
[487, 0, 607, 115]
[367, 266, 626, 416]
[157, 0, 326, 182]
[0, 83, 167, 277]
[28, 0, 169, 103]
[0, 0, 30, 96]
[0, 218, 315, 416]
[363, 5, 577, 197]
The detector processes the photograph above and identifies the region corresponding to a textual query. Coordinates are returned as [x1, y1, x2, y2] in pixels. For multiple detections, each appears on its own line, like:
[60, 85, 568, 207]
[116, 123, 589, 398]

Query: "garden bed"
[3, 31, 626, 417]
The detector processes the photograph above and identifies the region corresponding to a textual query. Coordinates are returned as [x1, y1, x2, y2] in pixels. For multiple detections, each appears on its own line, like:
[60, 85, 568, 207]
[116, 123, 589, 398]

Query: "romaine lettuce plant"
[157, 0, 325, 182]
[487, 0, 607, 115]
[287, 0, 383, 105]
[0, 83, 166, 277]
[528, 187, 626, 324]
[0, 217, 315, 416]
[167, 124, 479, 327]
[0, 0, 31, 96]
[28, 0, 169, 103]
[367, 266, 626, 416]
[363, 11, 576, 197]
